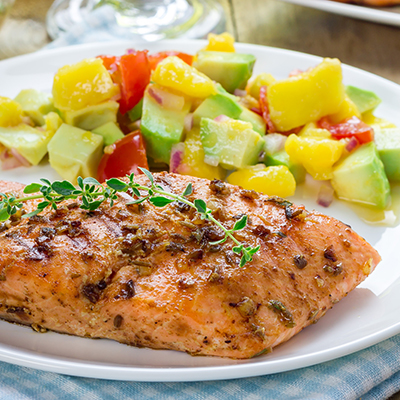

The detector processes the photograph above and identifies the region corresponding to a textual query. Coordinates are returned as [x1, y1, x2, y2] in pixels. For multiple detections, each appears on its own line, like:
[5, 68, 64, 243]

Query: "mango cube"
[328, 95, 360, 124]
[152, 56, 216, 99]
[203, 32, 235, 52]
[362, 111, 397, 130]
[246, 73, 276, 100]
[0, 97, 23, 127]
[228, 164, 296, 197]
[268, 58, 345, 132]
[52, 58, 119, 112]
[177, 128, 225, 181]
[285, 133, 344, 180]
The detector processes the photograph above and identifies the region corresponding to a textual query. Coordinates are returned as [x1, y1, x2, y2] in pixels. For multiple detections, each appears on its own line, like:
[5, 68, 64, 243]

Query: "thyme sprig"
[0, 168, 260, 267]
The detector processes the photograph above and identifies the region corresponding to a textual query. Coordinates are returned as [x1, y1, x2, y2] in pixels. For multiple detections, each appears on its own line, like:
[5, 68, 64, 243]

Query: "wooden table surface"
[2, 0, 400, 397]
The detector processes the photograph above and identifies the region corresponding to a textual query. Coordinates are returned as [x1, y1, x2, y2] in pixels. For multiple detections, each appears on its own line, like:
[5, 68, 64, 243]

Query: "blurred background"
[0, 0, 400, 86]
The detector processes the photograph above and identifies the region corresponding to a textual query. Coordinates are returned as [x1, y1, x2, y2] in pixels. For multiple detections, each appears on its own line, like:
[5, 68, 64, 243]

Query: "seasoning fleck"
[323, 262, 343, 276]
[268, 300, 296, 328]
[324, 245, 337, 262]
[293, 255, 307, 269]
[114, 314, 123, 328]
[209, 179, 230, 195]
[235, 297, 256, 318]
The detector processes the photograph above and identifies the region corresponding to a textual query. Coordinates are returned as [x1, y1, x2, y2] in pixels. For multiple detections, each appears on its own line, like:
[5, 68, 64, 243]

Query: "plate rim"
[280, 0, 400, 27]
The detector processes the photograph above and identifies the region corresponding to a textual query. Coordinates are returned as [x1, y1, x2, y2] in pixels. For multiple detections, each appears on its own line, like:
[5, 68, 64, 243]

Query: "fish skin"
[0, 173, 380, 359]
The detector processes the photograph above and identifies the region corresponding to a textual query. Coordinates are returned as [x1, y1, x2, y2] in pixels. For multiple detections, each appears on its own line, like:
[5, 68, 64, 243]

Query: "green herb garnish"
[0, 168, 260, 267]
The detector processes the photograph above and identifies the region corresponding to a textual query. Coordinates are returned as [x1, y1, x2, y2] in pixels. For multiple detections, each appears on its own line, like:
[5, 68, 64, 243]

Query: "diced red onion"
[0, 148, 30, 170]
[148, 86, 184, 111]
[289, 69, 304, 77]
[109, 63, 118, 73]
[317, 183, 334, 208]
[1, 157, 24, 170]
[234, 88, 247, 97]
[214, 115, 231, 123]
[264, 133, 287, 155]
[126, 49, 135, 54]
[250, 107, 262, 116]
[10, 148, 30, 167]
[130, 119, 141, 131]
[184, 113, 194, 133]
[21, 116, 34, 126]
[148, 86, 163, 105]
[345, 137, 359, 152]
[0, 148, 10, 162]
[110, 91, 122, 102]
[170, 143, 185, 173]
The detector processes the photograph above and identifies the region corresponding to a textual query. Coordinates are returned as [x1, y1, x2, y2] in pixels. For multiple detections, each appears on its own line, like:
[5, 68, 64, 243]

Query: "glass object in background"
[0, 0, 49, 60]
[46, 0, 225, 41]
[0, 0, 14, 29]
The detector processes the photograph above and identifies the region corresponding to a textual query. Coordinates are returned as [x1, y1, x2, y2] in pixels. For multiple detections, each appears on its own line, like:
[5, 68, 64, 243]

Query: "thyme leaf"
[0, 169, 260, 266]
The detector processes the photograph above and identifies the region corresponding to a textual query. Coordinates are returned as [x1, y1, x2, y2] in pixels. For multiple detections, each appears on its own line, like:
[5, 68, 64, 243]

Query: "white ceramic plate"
[281, 0, 400, 27]
[0, 40, 400, 382]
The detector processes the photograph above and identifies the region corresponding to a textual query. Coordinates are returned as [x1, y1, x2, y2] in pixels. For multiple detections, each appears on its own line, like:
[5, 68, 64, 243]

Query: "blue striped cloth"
[1, 335, 400, 399]
[0, 5, 399, 400]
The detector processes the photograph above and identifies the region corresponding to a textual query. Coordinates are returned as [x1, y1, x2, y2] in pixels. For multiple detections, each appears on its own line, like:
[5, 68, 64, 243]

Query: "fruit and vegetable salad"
[0, 33, 398, 213]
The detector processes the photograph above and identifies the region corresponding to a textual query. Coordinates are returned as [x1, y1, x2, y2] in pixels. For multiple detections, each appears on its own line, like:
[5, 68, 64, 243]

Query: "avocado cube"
[238, 106, 266, 136]
[265, 150, 306, 184]
[346, 86, 381, 114]
[140, 85, 191, 164]
[200, 118, 264, 170]
[14, 89, 55, 126]
[127, 98, 143, 122]
[193, 94, 242, 126]
[193, 51, 256, 93]
[63, 101, 119, 131]
[331, 142, 390, 209]
[93, 122, 124, 146]
[374, 127, 400, 181]
[48, 124, 104, 182]
[0, 124, 53, 165]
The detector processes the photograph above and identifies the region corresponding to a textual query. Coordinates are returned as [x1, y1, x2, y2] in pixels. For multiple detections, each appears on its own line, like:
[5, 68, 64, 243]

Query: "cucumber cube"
[194, 51, 256, 93]
[93, 121, 124, 146]
[14, 89, 55, 126]
[193, 94, 242, 126]
[140, 85, 191, 164]
[331, 142, 390, 209]
[0, 124, 53, 165]
[346, 86, 381, 114]
[63, 101, 119, 131]
[374, 127, 400, 181]
[48, 124, 104, 182]
[200, 118, 264, 170]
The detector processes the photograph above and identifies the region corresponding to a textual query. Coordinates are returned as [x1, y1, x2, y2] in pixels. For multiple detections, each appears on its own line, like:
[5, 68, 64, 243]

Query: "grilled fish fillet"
[0, 173, 380, 359]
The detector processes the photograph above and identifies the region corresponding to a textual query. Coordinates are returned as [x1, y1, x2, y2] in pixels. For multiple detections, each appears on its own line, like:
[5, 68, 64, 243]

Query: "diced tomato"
[97, 130, 149, 182]
[118, 51, 151, 115]
[97, 50, 151, 115]
[319, 116, 374, 144]
[259, 85, 276, 133]
[98, 55, 118, 72]
[148, 51, 193, 70]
